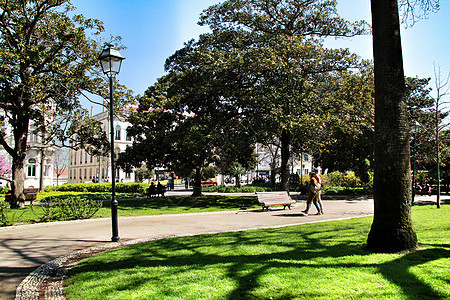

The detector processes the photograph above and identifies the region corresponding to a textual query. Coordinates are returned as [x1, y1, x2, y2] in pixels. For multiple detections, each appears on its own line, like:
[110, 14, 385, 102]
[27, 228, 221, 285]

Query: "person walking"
[302, 172, 322, 215]
[312, 168, 324, 214]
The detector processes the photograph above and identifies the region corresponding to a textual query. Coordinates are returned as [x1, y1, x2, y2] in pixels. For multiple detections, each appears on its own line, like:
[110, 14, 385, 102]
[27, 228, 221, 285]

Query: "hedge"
[46, 182, 148, 194]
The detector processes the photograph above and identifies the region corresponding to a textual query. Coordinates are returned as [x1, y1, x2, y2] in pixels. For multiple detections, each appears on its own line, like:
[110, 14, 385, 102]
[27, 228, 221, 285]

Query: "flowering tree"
[0, 154, 12, 181]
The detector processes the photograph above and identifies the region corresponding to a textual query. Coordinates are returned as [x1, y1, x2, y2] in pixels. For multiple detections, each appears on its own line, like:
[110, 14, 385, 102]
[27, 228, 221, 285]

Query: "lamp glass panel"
[110, 57, 123, 74]
[100, 58, 111, 74]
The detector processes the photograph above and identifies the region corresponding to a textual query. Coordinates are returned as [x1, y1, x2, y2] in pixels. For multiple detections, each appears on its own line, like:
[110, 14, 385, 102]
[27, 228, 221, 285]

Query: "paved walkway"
[0, 191, 386, 299]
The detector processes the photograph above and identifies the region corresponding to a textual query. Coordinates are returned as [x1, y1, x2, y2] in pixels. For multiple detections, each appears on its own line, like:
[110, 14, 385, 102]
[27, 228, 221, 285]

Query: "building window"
[74, 152, 77, 165]
[27, 165, 36, 177]
[126, 127, 132, 141]
[85, 151, 88, 163]
[80, 151, 83, 164]
[125, 171, 131, 179]
[29, 133, 38, 142]
[115, 125, 121, 140]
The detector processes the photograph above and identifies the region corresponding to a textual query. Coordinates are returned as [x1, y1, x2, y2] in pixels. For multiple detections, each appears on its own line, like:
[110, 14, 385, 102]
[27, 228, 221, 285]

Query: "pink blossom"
[0, 154, 12, 178]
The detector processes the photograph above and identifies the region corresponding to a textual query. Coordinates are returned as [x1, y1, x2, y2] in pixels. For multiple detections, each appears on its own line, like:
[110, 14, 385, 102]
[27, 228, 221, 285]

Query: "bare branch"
[399, 0, 439, 27]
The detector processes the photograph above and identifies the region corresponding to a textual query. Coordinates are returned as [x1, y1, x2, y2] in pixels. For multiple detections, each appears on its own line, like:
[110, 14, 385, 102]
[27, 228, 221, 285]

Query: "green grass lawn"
[2, 194, 260, 225]
[64, 205, 449, 300]
[95, 195, 261, 217]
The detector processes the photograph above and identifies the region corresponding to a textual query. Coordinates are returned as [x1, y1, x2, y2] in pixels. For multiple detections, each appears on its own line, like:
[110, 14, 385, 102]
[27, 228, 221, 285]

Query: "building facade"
[0, 116, 55, 189]
[67, 110, 136, 184]
[252, 143, 314, 182]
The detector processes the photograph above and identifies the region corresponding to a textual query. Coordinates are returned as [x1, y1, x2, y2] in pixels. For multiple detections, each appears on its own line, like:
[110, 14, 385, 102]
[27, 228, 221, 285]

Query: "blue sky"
[73, 0, 450, 114]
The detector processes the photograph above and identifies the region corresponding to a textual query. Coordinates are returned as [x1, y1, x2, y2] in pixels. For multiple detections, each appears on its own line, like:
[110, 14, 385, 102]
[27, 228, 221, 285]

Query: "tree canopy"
[0, 0, 132, 207]
[198, 0, 369, 190]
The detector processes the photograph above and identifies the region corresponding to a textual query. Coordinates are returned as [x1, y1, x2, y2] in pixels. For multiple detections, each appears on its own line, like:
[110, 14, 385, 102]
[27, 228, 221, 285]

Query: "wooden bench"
[146, 185, 166, 198]
[256, 191, 296, 211]
[5, 188, 38, 206]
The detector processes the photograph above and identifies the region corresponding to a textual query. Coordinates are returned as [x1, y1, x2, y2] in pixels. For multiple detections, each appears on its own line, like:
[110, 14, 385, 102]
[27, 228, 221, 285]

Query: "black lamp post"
[98, 44, 125, 242]
[411, 120, 419, 205]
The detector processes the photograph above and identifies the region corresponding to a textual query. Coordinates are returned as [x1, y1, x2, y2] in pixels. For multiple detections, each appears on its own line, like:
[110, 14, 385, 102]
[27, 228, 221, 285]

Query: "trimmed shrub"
[47, 182, 148, 194]
[0, 200, 8, 226]
[115, 183, 147, 194]
[38, 196, 102, 221]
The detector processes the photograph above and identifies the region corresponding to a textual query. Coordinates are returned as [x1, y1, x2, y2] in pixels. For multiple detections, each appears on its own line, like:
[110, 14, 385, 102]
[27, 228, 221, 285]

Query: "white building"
[252, 143, 314, 181]
[0, 113, 55, 189]
[67, 109, 136, 184]
[24, 140, 55, 189]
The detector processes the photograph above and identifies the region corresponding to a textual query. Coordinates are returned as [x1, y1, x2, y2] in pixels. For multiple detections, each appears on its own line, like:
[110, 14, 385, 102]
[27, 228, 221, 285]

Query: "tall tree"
[367, 0, 418, 252]
[430, 65, 449, 208]
[315, 62, 375, 182]
[0, 0, 131, 207]
[120, 38, 258, 196]
[200, 0, 369, 191]
[367, 0, 440, 253]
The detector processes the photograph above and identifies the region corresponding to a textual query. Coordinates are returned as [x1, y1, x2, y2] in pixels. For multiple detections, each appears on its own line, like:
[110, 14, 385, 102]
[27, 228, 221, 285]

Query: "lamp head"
[98, 44, 125, 77]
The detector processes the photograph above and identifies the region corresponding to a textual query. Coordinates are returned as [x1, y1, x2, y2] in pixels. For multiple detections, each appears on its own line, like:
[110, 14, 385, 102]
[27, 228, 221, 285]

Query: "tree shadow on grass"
[377, 248, 449, 299]
[67, 222, 448, 299]
[110, 195, 260, 212]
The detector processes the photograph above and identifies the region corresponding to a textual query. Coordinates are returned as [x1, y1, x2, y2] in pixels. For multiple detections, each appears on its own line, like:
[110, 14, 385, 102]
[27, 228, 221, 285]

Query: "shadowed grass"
[1, 195, 260, 225]
[64, 205, 449, 300]
[95, 195, 260, 217]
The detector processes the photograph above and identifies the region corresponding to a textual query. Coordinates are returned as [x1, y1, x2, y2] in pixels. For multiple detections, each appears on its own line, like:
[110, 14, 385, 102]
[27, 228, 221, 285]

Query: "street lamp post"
[98, 44, 125, 242]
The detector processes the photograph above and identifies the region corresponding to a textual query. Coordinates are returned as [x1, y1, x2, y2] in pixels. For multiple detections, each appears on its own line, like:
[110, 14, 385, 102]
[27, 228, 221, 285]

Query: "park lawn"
[1, 194, 260, 225]
[64, 204, 449, 300]
[95, 195, 261, 217]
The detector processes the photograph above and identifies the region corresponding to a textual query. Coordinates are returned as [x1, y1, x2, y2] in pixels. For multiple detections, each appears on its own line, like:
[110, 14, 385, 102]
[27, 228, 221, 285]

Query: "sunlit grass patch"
[64, 205, 449, 300]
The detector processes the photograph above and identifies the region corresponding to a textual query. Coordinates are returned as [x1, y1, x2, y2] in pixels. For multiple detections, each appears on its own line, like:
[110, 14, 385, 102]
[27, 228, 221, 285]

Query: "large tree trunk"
[7, 113, 29, 209]
[10, 156, 26, 208]
[367, 0, 417, 252]
[270, 163, 277, 186]
[192, 167, 202, 197]
[279, 129, 291, 191]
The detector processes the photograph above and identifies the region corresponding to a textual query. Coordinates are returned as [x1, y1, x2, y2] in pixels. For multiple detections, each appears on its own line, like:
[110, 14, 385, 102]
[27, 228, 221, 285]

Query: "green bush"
[115, 183, 147, 194]
[47, 182, 148, 194]
[343, 172, 361, 187]
[38, 196, 102, 222]
[0, 200, 9, 226]
[0, 186, 10, 194]
[322, 171, 372, 188]
[322, 172, 345, 187]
